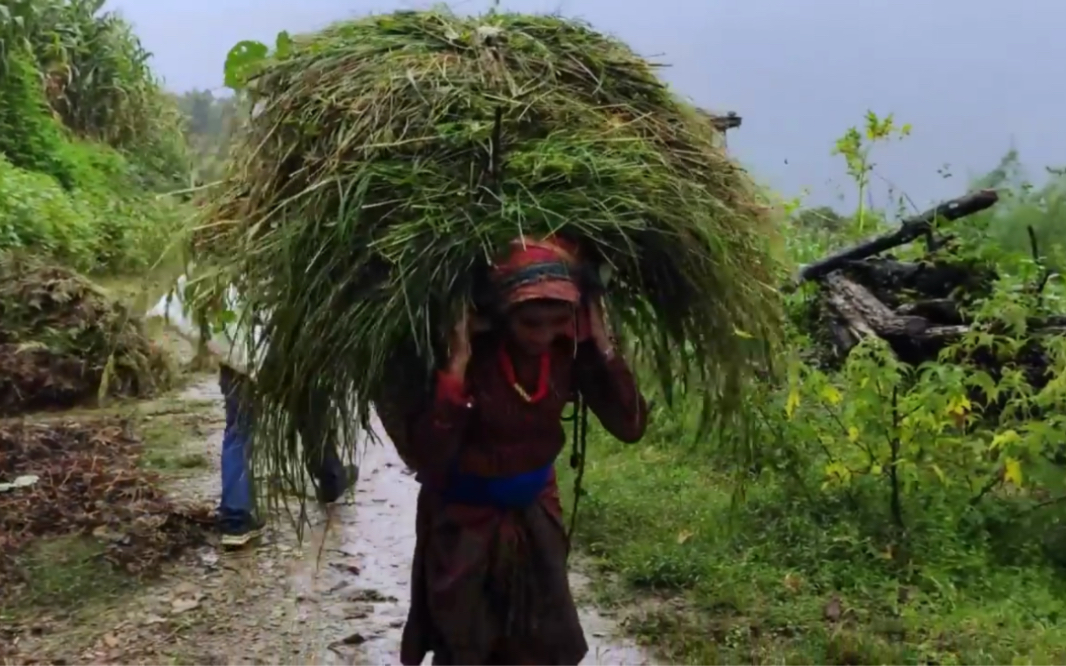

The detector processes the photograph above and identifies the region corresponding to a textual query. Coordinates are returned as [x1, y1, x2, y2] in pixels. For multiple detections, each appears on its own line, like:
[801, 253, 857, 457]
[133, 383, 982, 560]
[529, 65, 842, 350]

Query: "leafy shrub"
[0, 154, 186, 273]
[0, 47, 83, 189]
[0, 0, 191, 273]
[564, 113, 1066, 664]
[0, 156, 96, 267]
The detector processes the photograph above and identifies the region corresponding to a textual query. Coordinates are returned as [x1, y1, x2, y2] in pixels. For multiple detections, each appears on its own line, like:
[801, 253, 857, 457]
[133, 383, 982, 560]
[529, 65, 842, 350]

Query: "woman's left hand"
[587, 297, 616, 359]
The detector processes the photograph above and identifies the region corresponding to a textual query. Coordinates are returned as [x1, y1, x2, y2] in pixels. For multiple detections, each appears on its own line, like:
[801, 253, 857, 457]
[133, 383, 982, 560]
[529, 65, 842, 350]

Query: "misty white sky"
[106, 0, 1063, 211]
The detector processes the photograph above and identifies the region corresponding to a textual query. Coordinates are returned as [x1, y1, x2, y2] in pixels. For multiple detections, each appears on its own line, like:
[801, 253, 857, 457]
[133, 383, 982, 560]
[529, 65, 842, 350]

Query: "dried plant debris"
[0, 254, 173, 415]
[0, 417, 213, 593]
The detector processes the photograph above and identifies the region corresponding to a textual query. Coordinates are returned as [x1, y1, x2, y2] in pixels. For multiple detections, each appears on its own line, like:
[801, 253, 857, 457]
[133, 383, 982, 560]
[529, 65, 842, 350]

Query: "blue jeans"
[218, 365, 255, 529]
[217, 365, 353, 529]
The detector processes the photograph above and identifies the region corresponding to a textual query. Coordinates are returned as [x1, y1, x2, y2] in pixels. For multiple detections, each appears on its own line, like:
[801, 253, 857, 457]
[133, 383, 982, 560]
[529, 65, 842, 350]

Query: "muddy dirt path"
[13, 375, 652, 665]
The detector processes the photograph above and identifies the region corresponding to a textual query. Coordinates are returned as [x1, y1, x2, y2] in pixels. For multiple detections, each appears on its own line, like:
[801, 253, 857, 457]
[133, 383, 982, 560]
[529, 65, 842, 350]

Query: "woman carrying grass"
[398, 237, 648, 666]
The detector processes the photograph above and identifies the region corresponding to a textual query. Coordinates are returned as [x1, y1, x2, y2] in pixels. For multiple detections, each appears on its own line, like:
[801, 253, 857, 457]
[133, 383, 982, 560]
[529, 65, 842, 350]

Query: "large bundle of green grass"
[194, 8, 784, 495]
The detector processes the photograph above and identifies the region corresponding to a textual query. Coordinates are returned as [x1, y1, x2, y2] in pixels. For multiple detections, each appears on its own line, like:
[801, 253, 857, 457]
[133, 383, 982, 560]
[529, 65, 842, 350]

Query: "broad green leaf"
[275, 30, 294, 58]
[991, 430, 1020, 450]
[930, 464, 947, 485]
[224, 39, 270, 90]
[820, 384, 843, 405]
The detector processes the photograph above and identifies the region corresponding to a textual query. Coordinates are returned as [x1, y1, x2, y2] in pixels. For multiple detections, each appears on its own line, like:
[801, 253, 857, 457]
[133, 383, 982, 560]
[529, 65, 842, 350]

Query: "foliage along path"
[7, 363, 650, 665]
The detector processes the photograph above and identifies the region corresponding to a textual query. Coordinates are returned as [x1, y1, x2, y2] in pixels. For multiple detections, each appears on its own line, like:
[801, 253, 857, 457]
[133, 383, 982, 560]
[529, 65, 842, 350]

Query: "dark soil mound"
[0, 254, 172, 415]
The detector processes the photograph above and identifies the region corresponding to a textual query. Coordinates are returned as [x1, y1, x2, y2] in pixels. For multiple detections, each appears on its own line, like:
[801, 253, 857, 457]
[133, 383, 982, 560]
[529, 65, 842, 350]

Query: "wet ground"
[9, 374, 653, 665]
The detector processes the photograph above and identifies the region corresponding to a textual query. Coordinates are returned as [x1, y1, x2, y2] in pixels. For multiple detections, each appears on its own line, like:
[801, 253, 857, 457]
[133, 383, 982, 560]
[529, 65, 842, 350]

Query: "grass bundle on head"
[194, 7, 784, 520]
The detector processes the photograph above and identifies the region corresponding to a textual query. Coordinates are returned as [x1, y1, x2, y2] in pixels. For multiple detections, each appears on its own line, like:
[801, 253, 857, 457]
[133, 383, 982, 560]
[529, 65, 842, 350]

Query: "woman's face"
[506, 299, 574, 356]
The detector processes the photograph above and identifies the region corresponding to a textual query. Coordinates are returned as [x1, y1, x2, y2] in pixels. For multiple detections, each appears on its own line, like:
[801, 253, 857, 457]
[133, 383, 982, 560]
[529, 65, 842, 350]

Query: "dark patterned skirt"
[400, 474, 587, 665]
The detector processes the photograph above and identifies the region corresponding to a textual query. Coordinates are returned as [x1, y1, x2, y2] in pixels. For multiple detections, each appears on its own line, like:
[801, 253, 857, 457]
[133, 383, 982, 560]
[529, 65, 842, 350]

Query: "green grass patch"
[1, 535, 133, 620]
[560, 427, 1066, 665]
[14, 393, 220, 474]
[0, 406, 218, 638]
[134, 399, 219, 474]
[140, 446, 210, 473]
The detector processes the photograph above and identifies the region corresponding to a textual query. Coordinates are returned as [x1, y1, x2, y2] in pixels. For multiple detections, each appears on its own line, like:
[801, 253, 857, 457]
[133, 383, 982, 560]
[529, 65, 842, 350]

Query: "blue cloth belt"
[444, 462, 553, 509]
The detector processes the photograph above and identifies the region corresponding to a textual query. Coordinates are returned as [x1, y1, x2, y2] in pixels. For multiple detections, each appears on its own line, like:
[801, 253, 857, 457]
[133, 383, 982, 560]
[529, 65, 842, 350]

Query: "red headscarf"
[491, 236, 581, 307]
[490, 235, 591, 340]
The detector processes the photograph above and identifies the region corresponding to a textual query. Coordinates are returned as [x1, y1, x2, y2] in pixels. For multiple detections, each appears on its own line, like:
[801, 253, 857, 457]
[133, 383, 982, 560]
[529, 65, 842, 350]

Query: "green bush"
[562, 113, 1066, 664]
[0, 0, 191, 273]
[0, 47, 82, 189]
[0, 153, 186, 273]
[0, 155, 96, 266]
[84, 189, 187, 274]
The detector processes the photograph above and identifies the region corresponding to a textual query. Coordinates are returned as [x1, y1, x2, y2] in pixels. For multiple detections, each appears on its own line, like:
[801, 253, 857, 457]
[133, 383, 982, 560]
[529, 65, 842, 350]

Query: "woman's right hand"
[446, 304, 473, 378]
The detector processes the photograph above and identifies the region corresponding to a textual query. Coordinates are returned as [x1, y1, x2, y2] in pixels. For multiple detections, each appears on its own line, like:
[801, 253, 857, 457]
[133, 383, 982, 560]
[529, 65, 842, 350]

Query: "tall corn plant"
[0, 0, 188, 189]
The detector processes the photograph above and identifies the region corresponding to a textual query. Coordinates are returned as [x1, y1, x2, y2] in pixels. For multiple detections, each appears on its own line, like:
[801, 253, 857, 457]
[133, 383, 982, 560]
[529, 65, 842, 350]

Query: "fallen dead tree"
[793, 189, 1065, 373]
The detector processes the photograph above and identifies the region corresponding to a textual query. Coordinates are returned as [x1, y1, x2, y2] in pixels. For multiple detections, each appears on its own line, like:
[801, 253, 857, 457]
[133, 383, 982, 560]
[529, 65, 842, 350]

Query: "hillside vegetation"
[0, 0, 199, 413]
[0, 0, 189, 274]
[0, 3, 219, 639]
